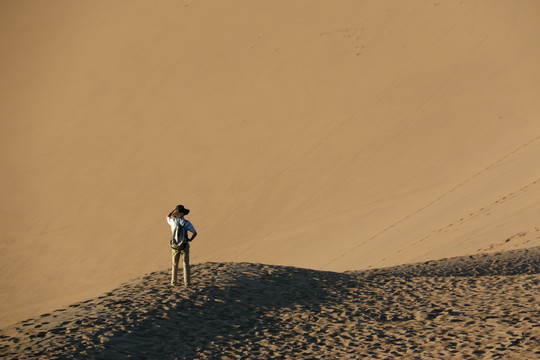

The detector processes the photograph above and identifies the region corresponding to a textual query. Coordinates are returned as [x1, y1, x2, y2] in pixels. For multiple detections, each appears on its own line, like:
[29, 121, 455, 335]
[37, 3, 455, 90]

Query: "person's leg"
[171, 249, 181, 285]
[181, 245, 191, 286]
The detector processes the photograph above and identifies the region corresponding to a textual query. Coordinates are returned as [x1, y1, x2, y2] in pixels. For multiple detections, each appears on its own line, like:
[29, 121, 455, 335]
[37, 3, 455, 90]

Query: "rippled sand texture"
[1, 247, 538, 359]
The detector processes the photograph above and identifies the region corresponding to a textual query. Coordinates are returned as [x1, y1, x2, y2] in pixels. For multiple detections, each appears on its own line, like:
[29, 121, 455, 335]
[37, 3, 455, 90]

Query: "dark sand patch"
[1, 247, 539, 359]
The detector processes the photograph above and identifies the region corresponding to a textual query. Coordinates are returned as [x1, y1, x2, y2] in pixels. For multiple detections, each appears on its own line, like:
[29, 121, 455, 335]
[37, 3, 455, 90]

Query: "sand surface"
[1, 247, 538, 359]
[2, 0, 540, 329]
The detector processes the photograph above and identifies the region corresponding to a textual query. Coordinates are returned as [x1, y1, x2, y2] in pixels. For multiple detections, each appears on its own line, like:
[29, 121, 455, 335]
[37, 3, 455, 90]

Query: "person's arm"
[186, 221, 197, 242]
[166, 207, 176, 219]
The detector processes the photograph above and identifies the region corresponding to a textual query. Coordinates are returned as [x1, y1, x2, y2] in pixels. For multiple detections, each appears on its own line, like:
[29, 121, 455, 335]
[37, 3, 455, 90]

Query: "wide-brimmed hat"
[176, 205, 190, 215]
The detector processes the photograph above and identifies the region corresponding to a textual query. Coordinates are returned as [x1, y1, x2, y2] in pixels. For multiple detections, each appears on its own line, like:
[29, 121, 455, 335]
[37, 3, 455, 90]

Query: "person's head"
[173, 204, 190, 218]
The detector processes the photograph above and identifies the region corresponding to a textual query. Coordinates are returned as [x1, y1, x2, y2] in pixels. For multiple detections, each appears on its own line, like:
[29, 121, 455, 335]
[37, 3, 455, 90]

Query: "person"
[167, 204, 197, 286]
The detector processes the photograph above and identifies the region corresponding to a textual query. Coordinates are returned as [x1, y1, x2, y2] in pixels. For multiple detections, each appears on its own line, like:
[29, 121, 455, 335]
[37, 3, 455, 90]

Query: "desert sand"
[1, 247, 539, 359]
[1, 0, 540, 356]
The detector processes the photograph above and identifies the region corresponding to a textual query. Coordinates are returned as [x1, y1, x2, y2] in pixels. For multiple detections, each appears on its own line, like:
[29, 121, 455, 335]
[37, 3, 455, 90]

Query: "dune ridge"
[1, 247, 539, 359]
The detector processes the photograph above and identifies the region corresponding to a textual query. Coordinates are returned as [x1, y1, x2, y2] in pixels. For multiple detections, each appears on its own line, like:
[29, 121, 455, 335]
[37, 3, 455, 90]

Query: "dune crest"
[1, 247, 539, 359]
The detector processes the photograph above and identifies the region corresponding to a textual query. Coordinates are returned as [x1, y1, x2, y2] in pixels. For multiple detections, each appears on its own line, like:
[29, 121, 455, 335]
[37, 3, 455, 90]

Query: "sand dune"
[1, 247, 538, 359]
[1, 0, 540, 328]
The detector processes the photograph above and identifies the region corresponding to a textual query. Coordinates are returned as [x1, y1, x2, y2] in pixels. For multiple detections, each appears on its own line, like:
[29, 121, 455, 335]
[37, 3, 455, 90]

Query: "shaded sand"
[1, 248, 538, 359]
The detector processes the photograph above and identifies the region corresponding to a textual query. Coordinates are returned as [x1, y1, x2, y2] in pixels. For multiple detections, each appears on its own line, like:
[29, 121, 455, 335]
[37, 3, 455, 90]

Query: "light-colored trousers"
[171, 244, 190, 286]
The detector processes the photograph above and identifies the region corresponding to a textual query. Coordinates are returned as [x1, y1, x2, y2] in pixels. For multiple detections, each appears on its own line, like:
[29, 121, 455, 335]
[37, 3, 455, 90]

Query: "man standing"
[167, 205, 197, 286]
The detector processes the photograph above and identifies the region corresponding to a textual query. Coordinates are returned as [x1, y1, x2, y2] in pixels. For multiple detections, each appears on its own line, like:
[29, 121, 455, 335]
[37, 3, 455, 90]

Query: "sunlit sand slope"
[1, 247, 539, 359]
[1, 0, 539, 327]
